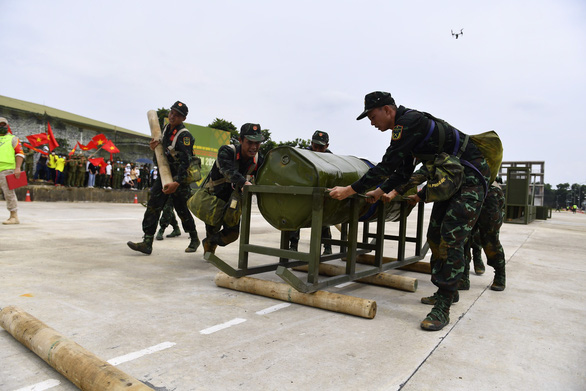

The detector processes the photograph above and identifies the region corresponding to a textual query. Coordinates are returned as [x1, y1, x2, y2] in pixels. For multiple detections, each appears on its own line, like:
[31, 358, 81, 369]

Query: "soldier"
[24, 146, 34, 180]
[75, 155, 86, 187]
[196, 123, 264, 255]
[127, 101, 200, 255]
[155, 197, 181, 240]
[113, 161, 123, 189]
[66, 154, 77, 187]
[289, 130, 333, 255]
[329, 91, 490, 331]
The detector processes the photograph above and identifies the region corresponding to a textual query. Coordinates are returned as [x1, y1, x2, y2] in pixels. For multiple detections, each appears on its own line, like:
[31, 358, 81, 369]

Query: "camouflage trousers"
[159, 197, 179, 230]
[205, 220, 240, 248]
[427, 158, 490, 292]
[141, 177, 197, 237]
[464, 185, 506, 271]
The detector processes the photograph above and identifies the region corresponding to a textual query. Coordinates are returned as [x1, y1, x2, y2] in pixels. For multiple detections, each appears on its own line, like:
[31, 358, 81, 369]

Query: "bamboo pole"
[214, 272, 377, 319]
[354, 254, 432, 274]
[0, 306, 154, 391]
[293, 264, 417, 292]
[146, 110, 173, 188]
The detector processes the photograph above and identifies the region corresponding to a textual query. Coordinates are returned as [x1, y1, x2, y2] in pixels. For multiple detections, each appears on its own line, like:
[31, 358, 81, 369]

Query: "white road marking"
[256, 303, 291, 315]
[200, 318, 247, 335]
[13, 342, 176, 391]
[44, 218, 136, 222]
[335, 281, 355, 288]
[107, 341, 176, 366]
[13, 379, 61, 391]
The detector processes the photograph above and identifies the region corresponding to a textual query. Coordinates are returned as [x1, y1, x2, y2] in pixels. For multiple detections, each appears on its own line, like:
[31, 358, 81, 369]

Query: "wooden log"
[214, 272, 376, 319]
[397, 261, 431, 274]
[147, 110, 173, 188]
[0, 306, 153, 391]
[354, 254, 432, 274]
[293, 264, 417, 292]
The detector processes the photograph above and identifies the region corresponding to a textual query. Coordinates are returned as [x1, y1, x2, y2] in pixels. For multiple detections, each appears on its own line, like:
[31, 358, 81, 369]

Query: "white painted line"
[107, 341, 176, 366]
[335, 281, 355, 288]
[13, 379, 61, 391]
[256, 303, 291, 315]
[200, 318, 247, 335]
[45, 217, 136, 222]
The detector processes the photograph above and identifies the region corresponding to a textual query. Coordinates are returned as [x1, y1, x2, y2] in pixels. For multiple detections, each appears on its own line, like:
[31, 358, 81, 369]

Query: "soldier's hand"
[365, 188, 384, 204]
[381, 190, 399, 203]
[406, 194, 421, 206]
[163, 181, 179, 194]
[149, 138, 160, 151]
[328, 185, 356, 201]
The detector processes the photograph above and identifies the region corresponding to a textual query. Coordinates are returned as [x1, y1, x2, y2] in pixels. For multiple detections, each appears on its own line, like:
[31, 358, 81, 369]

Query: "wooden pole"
[354, 254, 432, 274]
[146, 110, 173, 188]
[293, 264, 417, 292]
[0, 306, 154, 391]
[214, 272, 377, 319]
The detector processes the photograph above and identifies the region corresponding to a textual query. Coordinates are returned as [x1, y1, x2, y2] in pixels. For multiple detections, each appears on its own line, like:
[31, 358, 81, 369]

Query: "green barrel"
[256, 146, 405, 231]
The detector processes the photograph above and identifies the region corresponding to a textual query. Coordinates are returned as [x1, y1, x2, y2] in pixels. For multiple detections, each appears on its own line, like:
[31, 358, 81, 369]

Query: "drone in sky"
[451, 29, 464, 39]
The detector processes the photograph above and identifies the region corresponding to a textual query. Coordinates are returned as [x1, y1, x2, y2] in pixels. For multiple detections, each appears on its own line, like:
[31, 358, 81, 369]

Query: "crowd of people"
[30, 150, 159, 190]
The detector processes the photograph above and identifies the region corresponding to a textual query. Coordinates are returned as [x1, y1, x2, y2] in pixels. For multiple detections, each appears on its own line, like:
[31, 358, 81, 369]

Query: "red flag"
[7, 124, 13, 134]
[47, 122, 59, 151]
[68, 143, 77, 157]
[89, 157, 106, 167]
[26, 133, 49, 147]
[92, 133, 108, 148]
[102, 140, 120, 154]
[78, 140, 97, 151]
[23, 143, 49, 156]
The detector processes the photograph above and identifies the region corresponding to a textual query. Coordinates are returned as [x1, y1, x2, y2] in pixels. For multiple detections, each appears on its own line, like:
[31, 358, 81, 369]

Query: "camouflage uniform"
[75, 158, 86, 187]
[24, 149, 34, 180]
[352, 102, 490, 330]
[461, 184, 506, 290]
[134, 118, 199, 251]
[158, 197, 180, 234]
[202, 142, 263, 250]
[66, 156, 77, 187]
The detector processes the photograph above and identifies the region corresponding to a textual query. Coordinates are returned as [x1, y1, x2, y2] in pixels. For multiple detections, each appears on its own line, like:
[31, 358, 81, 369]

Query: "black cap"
[311, 130, 329, 146]
[240, 123, 264, 142]
[356, 91, 395, 120]
[170, 101, 188, 117]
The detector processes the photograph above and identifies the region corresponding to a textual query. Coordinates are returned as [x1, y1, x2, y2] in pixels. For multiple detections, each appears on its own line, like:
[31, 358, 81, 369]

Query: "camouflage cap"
[170, 101, 188, 117]
[240, 123, 264, 142]
[356, 91, 395, 120]
[311, 130, 329, 146]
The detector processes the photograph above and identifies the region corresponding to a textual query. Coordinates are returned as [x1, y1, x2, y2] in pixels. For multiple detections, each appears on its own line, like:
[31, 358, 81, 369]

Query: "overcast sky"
[2, 0, 585, 186]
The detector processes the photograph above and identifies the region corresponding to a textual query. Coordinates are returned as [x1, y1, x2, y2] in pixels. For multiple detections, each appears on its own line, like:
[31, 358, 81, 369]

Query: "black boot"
[421, 290, 459, 305]
[185, 232, 201, 253]
[156, 228, 165, 241]
[491, 267, 506, 291]
[420, 290, 454, 331]
[473, 254, 486, 275]
[127, 235, 154, 255]
[166, 226, 181, 238]
[203, 238, 218, 255]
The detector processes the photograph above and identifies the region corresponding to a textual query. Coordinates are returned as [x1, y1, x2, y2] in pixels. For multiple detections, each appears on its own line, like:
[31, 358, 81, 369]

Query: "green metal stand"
[206, 185, 428, 293]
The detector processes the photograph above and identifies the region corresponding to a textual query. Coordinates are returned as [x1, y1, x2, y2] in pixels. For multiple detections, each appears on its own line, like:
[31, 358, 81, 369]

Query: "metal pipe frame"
[206, 185, 428, 293]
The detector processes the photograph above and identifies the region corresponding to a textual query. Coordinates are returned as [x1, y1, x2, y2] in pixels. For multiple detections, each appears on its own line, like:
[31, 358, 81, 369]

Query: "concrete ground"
[0, 201, 584, 391]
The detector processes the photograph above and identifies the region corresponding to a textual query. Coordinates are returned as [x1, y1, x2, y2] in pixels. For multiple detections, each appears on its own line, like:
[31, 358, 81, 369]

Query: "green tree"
[555, 183, 570, 207]
[156, 107, 169, 130]
[544, 183, 555, 207]
[208, 118, 238, 141]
